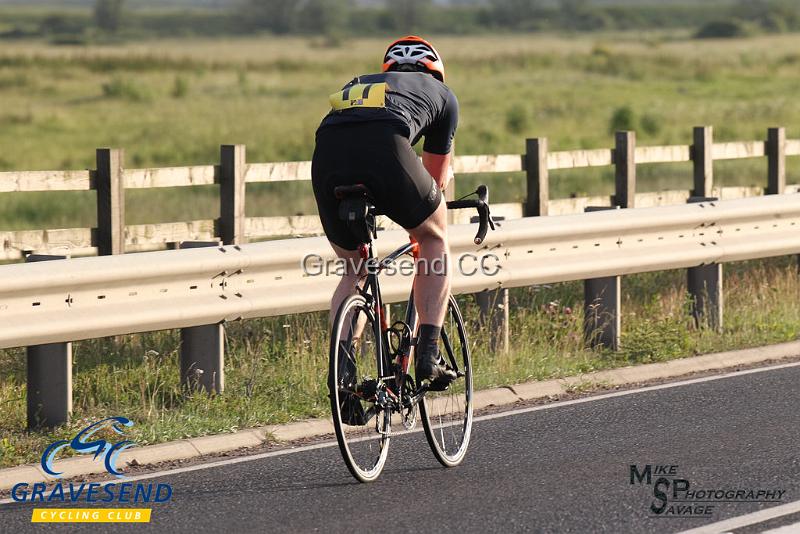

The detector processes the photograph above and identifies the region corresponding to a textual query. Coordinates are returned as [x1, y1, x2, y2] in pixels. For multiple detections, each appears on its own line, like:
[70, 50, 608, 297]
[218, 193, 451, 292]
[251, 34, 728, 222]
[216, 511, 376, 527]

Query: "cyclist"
[312, 36, 458, 385]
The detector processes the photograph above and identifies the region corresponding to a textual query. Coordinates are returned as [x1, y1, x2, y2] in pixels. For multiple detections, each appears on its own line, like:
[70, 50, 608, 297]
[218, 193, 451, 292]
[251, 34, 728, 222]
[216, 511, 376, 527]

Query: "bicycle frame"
[352, 234, 421, 411]
[339, 184, 490, 413]
[353, 236, 468, 416]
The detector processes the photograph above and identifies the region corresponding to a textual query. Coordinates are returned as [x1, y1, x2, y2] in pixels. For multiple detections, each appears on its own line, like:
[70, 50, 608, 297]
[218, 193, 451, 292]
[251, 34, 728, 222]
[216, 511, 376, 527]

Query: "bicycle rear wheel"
[420, 295, 474, 467]
[329, 293, 391, 483]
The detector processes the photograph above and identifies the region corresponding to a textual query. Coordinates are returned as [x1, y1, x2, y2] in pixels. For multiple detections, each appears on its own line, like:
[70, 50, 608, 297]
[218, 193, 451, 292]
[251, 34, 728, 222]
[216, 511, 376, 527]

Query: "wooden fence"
[1, 126, 798, 262]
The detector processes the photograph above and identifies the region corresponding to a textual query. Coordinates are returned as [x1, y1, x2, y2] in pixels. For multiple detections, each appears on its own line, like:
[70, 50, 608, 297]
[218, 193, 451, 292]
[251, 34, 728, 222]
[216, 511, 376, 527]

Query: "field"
[1, 33, 799, 467]
[1, 33, 800, 229]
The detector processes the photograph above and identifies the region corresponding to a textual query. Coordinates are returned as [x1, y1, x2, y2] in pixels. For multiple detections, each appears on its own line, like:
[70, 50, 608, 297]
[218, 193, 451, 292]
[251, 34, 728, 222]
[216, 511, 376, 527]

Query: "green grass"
[1, 33, 800, 229]
[1, 256, 798, 468]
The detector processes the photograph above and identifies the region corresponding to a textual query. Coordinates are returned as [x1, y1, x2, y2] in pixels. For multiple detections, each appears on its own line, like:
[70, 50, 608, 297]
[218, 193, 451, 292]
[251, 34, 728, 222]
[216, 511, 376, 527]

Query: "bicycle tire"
[420, 295, 474, 467]
[329, 293, 391, 483]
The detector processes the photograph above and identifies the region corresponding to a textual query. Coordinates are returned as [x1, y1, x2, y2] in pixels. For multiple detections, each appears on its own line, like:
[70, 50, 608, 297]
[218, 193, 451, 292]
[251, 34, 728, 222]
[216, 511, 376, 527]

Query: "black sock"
[417, 323, 441, 356]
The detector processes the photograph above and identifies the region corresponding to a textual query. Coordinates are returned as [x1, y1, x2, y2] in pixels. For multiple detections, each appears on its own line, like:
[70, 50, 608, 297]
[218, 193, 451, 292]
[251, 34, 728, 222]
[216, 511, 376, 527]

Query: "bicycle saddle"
[334, 183, 373, 200]
[335, 183, 377, 242]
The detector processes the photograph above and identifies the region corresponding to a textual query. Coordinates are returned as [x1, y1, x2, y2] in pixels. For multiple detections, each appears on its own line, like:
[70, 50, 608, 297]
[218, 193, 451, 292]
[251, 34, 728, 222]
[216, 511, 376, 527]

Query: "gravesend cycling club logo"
[630, 464, 786, 518]
[11, 417, 173, 524]
[42, 416, 135, 477]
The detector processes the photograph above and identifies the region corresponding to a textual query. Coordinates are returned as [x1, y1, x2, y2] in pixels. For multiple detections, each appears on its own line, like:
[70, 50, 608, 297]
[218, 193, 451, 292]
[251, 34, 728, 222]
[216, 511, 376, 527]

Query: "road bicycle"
[328, 183, 493, 482]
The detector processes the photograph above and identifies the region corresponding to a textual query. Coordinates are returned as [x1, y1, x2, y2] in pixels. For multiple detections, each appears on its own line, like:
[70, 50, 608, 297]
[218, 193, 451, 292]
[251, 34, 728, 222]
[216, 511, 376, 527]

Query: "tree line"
[3, 0, 800, 42]
[237, 0, 800, 36]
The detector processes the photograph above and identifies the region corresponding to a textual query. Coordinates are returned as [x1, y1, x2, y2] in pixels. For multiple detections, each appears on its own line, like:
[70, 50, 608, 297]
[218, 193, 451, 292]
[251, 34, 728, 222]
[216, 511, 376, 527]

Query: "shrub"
[101, 76, 150, 102]
[49, 34, 90, 46]
[640, 113, 662, 137]
[0, 111, 34, 125]
[609, 106, 636, 133]
[567, 8, 615, 32]
[694, 19, 755, 39]
[94, 0, 125, 33]
[0, 72, 29, 89]
[505, 104, 529, 135]
[171, 76, 189, 99]
[760, 12, 789, 33]
[39, 14, 87, 36]
[619, 316, 692, 363]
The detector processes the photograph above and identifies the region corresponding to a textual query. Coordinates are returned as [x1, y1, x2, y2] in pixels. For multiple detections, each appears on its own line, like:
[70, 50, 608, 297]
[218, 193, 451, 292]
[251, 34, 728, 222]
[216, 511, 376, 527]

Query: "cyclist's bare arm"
[422, 150, 453, 191]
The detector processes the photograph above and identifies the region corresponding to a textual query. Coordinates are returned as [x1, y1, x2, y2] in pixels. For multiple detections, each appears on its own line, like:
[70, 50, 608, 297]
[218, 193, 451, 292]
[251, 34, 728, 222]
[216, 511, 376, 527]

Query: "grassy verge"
[1, 256, 797, 468]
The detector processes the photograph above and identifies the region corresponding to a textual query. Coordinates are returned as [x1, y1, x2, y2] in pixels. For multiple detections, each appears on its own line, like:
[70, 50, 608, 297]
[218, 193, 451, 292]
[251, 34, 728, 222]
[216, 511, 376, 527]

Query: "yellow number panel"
[329, 83, 388, 111]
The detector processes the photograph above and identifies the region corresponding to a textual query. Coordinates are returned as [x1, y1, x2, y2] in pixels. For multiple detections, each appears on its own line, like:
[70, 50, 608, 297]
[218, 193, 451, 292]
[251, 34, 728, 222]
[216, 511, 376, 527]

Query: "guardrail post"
[614, 131, 636, 208]
[767, 127, 786, 195]
[179, 241, 225, 394]
[525, 138, 548, 216]
[687, 197, 723, 331]
[476, 287, 509, 353]
[584, 277, 620, 351]
[95, 148, 125, 255]
[692, 126, 714, 198]
[688, 264, 723, 331]
[25, 254, 72, 428]
[219, 144, 246, 245]
[583, 206, 621, 350]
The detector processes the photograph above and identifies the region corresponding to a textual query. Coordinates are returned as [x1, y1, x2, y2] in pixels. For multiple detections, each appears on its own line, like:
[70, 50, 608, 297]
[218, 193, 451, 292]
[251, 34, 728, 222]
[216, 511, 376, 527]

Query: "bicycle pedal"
[427, 376, 454, 392]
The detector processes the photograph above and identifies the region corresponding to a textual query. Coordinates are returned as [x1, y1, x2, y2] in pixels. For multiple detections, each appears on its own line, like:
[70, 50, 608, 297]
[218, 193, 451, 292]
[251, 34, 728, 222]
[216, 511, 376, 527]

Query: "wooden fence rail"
[1, 126, 798, 262]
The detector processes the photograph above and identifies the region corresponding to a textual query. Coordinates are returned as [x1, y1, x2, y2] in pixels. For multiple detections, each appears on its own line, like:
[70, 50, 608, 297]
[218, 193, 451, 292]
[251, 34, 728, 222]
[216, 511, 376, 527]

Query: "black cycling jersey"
[318, 71, 458, 155]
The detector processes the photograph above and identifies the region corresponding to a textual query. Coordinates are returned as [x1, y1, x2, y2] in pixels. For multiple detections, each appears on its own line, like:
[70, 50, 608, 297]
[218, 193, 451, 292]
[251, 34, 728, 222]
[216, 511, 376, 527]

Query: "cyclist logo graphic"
[41, 416, 136, 478]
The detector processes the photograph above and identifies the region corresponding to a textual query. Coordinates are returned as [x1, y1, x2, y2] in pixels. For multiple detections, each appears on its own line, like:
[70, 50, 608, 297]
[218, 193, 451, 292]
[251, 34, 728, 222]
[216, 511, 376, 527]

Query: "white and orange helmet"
[382, 35, 445, 83]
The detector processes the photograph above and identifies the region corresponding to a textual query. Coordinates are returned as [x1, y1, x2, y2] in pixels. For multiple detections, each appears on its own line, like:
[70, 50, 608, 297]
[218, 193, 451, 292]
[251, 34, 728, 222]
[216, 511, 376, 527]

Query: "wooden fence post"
[95, 148, 125, 255]
[517, 138, 547, 352]
[444, 176, 455, 202]
[767, 127, 786, 195]
[478, 137, 546, 354]
[25, 254, 72, 429]
[692, 126, 714, 198]
[525, 138, 548, 217]
[765, 127, 796, 272]
[445, 168, 455, 225]
[219, 144, 246, 245]
[614, 131, 636, 208]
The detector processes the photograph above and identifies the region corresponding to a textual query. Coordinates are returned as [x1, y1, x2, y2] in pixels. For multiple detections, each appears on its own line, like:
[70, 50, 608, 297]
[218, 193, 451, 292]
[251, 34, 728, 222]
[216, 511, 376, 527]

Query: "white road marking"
[761, 520, 800, 533]
[676, 500, 800, 533]
[3, 359, 800, 508]
[473, 359, 800, 424]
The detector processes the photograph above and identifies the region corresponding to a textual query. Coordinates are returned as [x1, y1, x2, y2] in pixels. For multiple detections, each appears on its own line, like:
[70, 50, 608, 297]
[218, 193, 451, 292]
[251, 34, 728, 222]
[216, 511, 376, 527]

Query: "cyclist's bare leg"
[330, 243, 367, 339]
[407, 198, 450, 326]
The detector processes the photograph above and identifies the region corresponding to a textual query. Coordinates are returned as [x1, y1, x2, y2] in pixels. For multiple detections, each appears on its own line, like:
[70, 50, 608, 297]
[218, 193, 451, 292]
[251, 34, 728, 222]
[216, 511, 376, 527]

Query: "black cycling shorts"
[312, 121, 442, 251]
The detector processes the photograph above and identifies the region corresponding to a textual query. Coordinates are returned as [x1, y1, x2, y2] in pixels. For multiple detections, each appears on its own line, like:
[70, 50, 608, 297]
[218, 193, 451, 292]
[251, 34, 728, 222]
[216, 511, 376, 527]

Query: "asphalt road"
[4, 363, 800, 533]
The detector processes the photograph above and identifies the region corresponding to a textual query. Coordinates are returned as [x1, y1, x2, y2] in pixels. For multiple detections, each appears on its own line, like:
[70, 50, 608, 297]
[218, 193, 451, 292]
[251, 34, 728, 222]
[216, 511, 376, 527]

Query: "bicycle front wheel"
[329, 293, 391, 483]
[420, 295, 474, 467]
